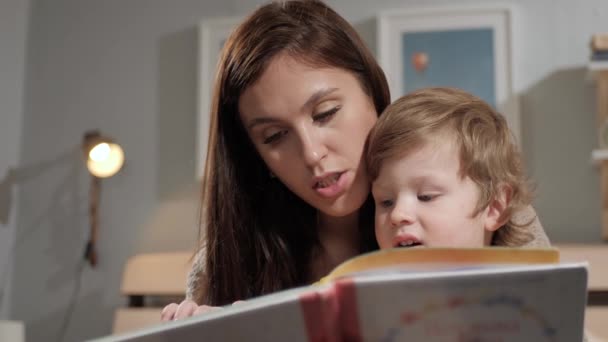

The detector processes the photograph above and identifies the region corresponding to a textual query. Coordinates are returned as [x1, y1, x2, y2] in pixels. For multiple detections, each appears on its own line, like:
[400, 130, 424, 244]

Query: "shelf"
[587, 61, 608, 82]
[589, 60, 608, 71]
[592, 149, 608, 164]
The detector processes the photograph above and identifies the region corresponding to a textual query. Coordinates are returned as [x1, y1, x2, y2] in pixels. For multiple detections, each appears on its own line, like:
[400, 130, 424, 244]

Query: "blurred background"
[0, 0, 606, 341]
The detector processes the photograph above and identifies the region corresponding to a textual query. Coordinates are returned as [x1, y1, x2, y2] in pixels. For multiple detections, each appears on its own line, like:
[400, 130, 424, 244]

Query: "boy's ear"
[484, 184, 512, 232]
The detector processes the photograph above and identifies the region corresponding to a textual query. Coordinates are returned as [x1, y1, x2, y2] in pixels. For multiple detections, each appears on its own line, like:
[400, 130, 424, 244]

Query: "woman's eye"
[263, 130, 287, 144]
[313, 106, 340, 124]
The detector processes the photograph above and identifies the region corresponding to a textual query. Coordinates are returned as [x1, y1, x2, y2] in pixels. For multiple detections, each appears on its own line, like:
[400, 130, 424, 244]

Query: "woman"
[162, 0, 550, 321]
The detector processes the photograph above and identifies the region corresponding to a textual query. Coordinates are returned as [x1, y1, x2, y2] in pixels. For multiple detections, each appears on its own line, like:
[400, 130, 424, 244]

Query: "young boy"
[365, 87, 533, 249]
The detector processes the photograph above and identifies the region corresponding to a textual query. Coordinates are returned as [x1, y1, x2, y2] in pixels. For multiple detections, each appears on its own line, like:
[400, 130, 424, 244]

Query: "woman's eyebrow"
[301, 87, 338, 111]
[247, 117, 280, 130]
[247, 87, 339, 130]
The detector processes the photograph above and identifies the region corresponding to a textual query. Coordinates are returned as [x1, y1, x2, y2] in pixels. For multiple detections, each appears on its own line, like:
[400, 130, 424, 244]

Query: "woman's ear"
[484, 184, 513, 232]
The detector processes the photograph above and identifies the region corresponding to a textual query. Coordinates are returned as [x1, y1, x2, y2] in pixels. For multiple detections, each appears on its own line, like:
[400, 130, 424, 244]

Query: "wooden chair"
[557, 244, 608, 341]
[113, 252, 193, 334]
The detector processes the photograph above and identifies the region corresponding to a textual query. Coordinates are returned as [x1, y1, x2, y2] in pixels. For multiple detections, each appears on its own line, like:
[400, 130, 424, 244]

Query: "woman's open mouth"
[312, 171, 348, 198]
[313, 173, 341, 189]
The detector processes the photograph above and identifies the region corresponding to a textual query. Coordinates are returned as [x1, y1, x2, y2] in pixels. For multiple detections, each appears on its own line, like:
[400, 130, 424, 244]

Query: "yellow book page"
[317, 247, 560, 285]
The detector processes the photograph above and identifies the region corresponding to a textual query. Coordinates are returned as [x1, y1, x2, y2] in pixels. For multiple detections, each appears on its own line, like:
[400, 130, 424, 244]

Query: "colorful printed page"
[331, 263, 587, 342]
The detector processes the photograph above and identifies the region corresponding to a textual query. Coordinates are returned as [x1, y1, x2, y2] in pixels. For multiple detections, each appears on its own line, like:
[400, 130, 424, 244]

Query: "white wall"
[0, 0, 29, 319]
[10, 1, 231, 341]
[9, 0, 608, 341]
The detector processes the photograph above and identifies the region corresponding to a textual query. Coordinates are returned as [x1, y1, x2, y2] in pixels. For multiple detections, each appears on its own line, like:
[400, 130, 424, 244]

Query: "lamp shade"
[83, 131, 125, 178]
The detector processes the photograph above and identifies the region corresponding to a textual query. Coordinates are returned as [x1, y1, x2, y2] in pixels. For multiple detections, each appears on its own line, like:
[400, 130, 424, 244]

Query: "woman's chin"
[316, 192, 368, 218]
[303, 174, 370, 218]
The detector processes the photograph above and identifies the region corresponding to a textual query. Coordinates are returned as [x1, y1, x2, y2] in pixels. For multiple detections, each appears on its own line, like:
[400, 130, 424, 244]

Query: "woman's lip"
[312, 171, 349, 198]
[311, 171, 344, 188]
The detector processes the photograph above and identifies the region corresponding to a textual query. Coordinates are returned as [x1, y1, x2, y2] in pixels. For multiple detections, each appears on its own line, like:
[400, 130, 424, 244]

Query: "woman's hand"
[160, 299, 221, 321]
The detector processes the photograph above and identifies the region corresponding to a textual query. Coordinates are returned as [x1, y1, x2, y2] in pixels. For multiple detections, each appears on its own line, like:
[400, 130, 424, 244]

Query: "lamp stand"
[84, 175, 100, 267]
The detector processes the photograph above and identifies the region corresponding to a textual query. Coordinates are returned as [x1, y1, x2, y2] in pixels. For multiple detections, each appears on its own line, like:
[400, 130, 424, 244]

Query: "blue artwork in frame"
[402, 28, 496, 108]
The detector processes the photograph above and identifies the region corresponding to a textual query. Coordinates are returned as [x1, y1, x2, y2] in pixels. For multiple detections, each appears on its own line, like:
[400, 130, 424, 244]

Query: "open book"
[92, 247, 588, 342]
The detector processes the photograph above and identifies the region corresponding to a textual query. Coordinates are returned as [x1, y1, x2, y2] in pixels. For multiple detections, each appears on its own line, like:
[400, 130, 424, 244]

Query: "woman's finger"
[193, 305, 222, 316]
[173, 300, 198, 320]
[160, 303, 179, 321]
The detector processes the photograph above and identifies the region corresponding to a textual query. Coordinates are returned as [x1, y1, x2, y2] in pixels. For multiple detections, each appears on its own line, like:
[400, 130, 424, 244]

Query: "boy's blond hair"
[365, 87, 533, 246]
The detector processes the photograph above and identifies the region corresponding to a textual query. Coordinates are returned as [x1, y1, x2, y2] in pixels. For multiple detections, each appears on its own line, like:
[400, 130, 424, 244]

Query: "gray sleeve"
[185, 246, 206, 304]
[512, 205, 551, 247]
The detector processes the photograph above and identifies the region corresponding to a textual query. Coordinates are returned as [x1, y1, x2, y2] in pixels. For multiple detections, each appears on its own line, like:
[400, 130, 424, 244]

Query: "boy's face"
[372, 138, 499, 249]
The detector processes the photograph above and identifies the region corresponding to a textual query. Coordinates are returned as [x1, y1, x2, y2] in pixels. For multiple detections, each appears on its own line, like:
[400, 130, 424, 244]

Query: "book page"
[319, 247, 560, 284]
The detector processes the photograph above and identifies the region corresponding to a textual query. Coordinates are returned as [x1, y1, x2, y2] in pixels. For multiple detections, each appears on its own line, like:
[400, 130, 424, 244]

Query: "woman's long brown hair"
[198, 0, 390, 306]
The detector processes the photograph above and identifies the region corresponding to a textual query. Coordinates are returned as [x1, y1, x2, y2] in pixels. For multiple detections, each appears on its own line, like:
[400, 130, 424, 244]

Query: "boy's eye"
[417, 194, 436, 202]
[378, 199, 394, 208]
[263, 130, 288, 144]
[313, 106, 340, 123]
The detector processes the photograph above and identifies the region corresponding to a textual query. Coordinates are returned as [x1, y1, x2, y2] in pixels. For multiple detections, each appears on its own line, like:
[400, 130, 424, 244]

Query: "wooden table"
[557, 244, 608, 340]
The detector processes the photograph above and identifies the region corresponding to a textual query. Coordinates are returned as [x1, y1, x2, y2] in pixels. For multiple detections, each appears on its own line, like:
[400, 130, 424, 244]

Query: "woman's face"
[239, 54, 378, 217]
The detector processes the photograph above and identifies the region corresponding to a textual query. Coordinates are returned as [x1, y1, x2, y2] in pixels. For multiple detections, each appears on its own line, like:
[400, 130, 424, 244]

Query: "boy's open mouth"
[394, 240, 423, 248]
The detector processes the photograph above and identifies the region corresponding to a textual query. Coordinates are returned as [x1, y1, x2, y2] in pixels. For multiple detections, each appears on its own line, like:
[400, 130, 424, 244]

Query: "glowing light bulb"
[87, 142, 125, 178]
[89, 143, 111, 162]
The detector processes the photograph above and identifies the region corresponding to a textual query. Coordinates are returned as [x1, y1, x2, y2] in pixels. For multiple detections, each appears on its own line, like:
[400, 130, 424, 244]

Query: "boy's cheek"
[374, 218, 391, 249]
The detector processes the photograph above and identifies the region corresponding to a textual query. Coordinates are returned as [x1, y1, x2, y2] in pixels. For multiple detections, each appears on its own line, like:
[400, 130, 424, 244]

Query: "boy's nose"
[389, 203, 415, 227]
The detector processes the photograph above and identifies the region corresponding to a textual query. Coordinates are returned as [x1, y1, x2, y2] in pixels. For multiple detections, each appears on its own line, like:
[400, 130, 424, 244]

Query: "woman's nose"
[300, 127, 328, 167]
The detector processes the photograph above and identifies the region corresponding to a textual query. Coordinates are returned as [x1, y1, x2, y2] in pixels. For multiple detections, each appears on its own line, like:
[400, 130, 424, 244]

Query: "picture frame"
[197, 17, 242, 179]
[377, 6, 520, 143]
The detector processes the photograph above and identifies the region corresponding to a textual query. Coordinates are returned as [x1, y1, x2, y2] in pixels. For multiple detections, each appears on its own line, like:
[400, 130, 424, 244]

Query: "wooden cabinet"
[589, 61, 608, 240]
